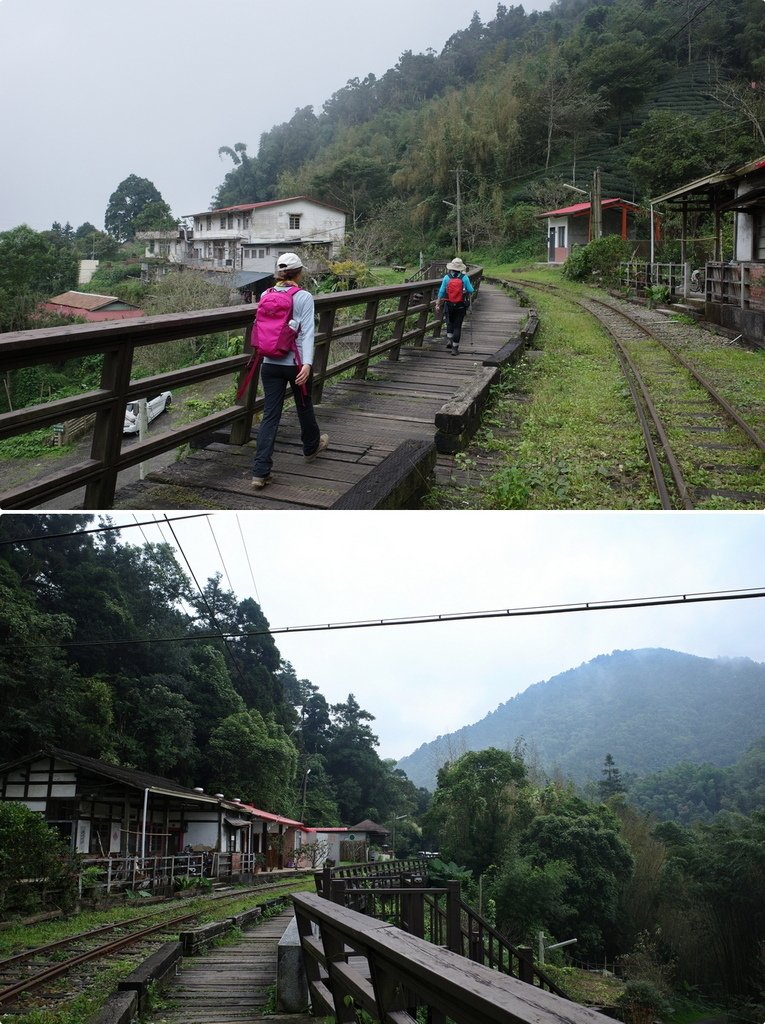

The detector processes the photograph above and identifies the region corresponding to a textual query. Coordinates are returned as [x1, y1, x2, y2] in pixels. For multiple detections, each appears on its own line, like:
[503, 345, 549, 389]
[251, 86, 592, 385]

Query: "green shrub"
[616, 980, 672, 1024]
[563, 236, 634, 285]
[0, 803, 79, 915]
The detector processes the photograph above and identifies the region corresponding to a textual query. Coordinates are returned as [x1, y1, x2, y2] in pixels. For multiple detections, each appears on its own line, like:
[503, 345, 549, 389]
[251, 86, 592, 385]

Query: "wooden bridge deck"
[146, 908, 312, 1024]
[113, 283, 525, 510]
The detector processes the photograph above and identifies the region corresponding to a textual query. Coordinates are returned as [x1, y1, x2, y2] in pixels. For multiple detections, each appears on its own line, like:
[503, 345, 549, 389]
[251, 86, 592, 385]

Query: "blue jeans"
[252, 362, 321, 476]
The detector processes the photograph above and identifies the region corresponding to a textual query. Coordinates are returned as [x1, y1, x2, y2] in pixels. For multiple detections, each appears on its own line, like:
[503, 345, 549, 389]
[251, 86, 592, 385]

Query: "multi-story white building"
[138, 196, 347, 277]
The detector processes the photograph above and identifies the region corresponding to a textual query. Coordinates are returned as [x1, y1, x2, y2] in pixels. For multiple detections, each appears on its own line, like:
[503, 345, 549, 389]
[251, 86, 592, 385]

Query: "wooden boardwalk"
[146, 909, 312, 1024]
[113, 283, 526, 510]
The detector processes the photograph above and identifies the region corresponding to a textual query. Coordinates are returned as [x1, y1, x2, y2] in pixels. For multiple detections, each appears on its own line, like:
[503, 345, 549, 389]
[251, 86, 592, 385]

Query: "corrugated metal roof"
[185, 195, 347, 217]
[47, 291, 124, 311]
[538, 198, 640, 218]
[650, 154, 765, 204]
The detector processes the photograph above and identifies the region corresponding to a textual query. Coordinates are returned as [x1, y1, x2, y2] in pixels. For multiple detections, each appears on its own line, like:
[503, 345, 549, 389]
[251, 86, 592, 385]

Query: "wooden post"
[84, 342, 135, 508]
[518, 945, 535, 984]
[355, 299, 379, 378]
[388, 293, 410, 362]
[446, 880, 461, 953]
[230, 321, 258, 445]
[312, 307, 335, 402]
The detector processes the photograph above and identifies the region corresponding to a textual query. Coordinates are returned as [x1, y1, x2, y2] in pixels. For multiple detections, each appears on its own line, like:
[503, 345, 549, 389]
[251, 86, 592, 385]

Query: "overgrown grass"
[429, 266, 659, 509]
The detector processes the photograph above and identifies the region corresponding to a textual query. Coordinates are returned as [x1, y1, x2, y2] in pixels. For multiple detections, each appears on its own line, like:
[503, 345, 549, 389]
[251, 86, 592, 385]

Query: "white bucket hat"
[446, 257, 467, 272]
[276, 252, 303, 271]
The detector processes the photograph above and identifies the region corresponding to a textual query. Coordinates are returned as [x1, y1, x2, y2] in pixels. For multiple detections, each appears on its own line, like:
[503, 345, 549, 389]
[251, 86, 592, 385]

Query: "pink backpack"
[236, 285, 302, 400]
[252, 285, 302, 360]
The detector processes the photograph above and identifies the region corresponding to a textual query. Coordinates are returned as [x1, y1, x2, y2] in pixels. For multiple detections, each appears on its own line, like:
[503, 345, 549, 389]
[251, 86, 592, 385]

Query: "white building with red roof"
[538, 198, 642, 264]
[139, 196, 347, 285]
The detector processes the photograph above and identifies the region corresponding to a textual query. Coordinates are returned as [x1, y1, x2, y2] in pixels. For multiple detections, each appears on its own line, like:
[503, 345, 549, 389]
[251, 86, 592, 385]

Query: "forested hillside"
[212, 0, 765, 259]
[0, 516, 425, 827]
[396, 648, 765, 790]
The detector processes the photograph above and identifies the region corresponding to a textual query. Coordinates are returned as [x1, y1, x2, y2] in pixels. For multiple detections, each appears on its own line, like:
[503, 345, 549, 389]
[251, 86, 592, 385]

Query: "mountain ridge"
[395, 648, 765, 791]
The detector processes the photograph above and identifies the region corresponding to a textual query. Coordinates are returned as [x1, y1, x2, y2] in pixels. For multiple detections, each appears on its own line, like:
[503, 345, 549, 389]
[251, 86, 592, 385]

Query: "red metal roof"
[186, 195, 347, 217]
[538, 198, 640, 218]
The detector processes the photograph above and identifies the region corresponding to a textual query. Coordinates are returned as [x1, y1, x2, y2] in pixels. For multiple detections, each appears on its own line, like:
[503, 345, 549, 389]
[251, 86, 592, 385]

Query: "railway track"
[507, 278, 765, 508]
[0, 879, 301, 1011]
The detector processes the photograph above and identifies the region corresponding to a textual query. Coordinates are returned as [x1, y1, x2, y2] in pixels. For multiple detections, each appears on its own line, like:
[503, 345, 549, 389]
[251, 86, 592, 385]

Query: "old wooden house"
[650, 155, 765, 341]
[0, 746, 273, 859]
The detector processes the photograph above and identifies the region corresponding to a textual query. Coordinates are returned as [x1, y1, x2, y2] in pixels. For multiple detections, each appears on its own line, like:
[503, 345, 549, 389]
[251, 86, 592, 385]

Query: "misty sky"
[0, 0, 555, 234]
[83, 510, 765, 763]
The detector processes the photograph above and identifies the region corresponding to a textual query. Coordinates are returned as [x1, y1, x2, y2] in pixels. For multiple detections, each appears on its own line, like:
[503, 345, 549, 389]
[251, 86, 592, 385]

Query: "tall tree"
[105, 175, 166, 241]
[599, 753, 626, 799]
[425, 748, 529, 876]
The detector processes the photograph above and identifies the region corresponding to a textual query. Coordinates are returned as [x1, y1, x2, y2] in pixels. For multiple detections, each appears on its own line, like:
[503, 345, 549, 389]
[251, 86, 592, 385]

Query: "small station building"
[539, 198, 643, 264]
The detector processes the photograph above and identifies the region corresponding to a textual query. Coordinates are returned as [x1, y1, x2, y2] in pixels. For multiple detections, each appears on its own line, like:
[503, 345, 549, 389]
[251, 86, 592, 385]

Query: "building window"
[206, 216, 212, 230]
[558, 226, 566, 248]
[220, 216, 226, 230]
[243, 216, 250, 229]
[289, 214, 301, 230]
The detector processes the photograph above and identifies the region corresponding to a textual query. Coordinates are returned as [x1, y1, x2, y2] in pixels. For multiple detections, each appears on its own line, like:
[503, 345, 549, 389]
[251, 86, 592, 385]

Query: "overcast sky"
[87, 510, 765, 763]
[0, 0, 554, 234]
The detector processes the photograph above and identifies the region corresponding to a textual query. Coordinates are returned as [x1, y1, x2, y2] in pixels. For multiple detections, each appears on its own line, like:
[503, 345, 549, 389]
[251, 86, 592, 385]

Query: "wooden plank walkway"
[146, 909, 313, 1024]
[113, 283, 525, 510]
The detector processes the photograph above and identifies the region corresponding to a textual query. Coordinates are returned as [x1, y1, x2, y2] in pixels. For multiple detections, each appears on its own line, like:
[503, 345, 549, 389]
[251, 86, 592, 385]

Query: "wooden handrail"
[0, 271, 482, 509]
[317, 862, 566, 997]
[293, 891, 609, 1024]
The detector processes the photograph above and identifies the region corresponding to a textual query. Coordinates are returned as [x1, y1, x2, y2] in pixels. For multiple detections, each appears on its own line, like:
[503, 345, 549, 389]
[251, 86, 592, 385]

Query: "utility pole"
[446, 167, 462, 253]
[591, 166, 602, 242]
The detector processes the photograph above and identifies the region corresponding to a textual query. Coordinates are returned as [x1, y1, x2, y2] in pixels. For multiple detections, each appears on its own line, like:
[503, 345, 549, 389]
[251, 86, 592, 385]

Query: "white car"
[123, 391, 172, 434]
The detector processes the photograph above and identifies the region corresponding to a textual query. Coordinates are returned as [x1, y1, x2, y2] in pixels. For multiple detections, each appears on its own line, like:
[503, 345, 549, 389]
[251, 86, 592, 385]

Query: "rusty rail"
[0, 271, 482, 509]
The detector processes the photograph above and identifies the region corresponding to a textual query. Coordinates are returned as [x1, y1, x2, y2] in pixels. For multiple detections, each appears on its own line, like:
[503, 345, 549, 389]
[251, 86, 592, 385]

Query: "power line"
[159, 516, 253, 696]
[236, 513, 261, 606]
[207, 517, 234, 594]
[0, 513, 209, 548]
[7, 586, 764, 653]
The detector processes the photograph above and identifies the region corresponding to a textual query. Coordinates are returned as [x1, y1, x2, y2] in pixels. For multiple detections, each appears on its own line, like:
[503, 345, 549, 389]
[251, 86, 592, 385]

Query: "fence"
[620, 261, 686, 295]
[319, 862, 565, 996]
[292, 891, 610, 1024]
[79, 849, 289, 896]
[0, 270, 482, 509]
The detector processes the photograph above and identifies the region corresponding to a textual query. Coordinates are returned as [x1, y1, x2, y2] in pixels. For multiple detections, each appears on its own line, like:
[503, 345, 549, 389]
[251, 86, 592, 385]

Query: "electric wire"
[160, 515, 253, 695]
[6, 586, 764, 653]
[207, 517, 234, 594]
[0, 513, 209, 548]
[236, 513, 262, 606]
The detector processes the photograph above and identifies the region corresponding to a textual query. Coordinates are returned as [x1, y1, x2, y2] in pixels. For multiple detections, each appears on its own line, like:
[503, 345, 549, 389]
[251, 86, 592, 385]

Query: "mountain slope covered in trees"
[396, 648, 765, 790]
[211, 0, 765, 259]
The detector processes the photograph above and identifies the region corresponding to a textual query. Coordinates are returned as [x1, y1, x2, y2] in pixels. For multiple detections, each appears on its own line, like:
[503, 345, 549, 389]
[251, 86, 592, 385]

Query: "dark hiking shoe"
[251, 474, 272, 489]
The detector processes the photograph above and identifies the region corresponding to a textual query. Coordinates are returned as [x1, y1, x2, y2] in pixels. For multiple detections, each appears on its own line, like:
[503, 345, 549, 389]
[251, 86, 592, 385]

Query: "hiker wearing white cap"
[435, 258, 474, 355]
[250, 252, 328, 488]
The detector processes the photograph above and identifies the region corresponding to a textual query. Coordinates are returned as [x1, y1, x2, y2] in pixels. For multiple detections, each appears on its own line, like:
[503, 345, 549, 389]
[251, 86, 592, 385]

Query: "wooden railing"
[705, 261, 761, 309]
[318, 862, 566, 996]
[293, 891, 606, 1024]
[0, 271, 482, 509]
[315, 857, 431, 895]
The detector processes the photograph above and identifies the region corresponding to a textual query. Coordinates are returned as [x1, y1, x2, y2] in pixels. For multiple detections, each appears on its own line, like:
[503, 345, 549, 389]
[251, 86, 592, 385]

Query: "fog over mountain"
[395, 648, 765, 791]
